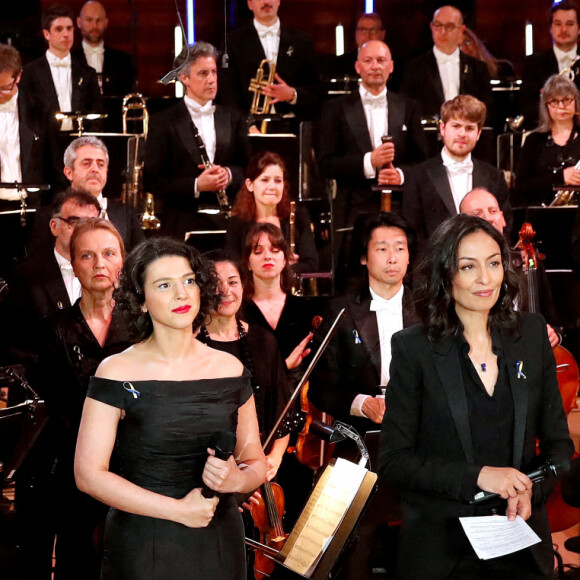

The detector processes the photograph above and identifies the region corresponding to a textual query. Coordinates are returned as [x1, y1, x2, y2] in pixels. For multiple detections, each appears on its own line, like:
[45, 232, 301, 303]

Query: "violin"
[517, 222, 579, 415]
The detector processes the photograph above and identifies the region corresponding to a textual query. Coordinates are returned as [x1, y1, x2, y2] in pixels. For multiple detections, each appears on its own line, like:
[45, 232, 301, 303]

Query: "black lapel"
[426, 159, 456, 216]
[433, 334, 476, 464]
[174, 102, 201, 164]
[39, 56, 60, 110]
[472, 159, 491, 189]
[425, 52, 445, 105]
[214, 106, 231, 164]
[44, 255, 72, 310]
[459, 52, 471, 92]
[17, 98, 36, 177]
[71, 57, 86, 111]
[387, 91, 405, 148]
[345, 92, 373, 152]
[350, 294, 382, 378]
[499, 324, 528, 470]
[402, 286, 419, 327]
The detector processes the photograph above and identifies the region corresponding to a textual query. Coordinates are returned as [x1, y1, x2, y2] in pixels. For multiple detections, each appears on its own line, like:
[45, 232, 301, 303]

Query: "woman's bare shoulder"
[95, 344, 146, 380]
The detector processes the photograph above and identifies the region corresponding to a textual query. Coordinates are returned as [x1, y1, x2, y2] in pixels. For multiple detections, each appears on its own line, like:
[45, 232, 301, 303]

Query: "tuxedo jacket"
[73, 46, 135, 96]
[144, 100, 249, 238]
[319, 89, 428, 221]
[20, 53, 102, 122]
[27, 198, 144, 256]
[520, 48, 580, 129]
[400, 50, 492, 123]
[219, 23, 321, 120]
[16, 91, 66, 200]
[402, 154, 509, 256]
[379, 313, 574, 578]
[308, 286, 418, 436]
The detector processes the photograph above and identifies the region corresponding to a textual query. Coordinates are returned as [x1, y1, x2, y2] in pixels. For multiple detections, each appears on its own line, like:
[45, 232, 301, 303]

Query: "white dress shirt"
[96, 192, 108, 220]
[434, 46, 460, 102]
[82, 40, 105, 74]
[46, 50, 72, 130]
[350, 285, 404, 418]
[54, 248, 81, 305]
[554, 44, 579, 73]
[0, 93, 23, 200]
[441, 147, 473, 212]
[254, 18, 281, 63]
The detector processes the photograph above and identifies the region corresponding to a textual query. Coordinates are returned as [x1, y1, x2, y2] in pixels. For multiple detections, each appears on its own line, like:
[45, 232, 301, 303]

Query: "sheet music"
[459, 515, 541, 560]
[284, 458, 367, 575]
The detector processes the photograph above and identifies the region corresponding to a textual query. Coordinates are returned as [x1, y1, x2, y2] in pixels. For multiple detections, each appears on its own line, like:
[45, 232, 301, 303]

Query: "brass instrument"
[288, 201, 303, 296]
[121, 93, 161, 229]
[551, 160, 580, 206]
[249, 59, 276, 133]
[191, 123, 231, 217]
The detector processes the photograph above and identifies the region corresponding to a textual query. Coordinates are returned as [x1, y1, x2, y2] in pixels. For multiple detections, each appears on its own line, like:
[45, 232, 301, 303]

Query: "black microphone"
[201, 431, 237, 499]
[471, 458, 571, 504]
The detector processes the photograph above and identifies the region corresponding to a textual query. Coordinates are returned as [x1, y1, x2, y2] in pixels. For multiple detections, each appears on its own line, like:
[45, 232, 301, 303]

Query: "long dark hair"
[412, 214, 519, 341]
[114, 238, 219, 341]
[241, 223, 292, 298]
[231, 151, 291, 221]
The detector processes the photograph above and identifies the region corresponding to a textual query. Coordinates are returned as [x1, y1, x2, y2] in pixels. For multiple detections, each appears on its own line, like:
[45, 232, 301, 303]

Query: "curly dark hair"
[231, 151, 291, 221]
[241, 223, 292, 298]
[412, 214, 519, 342]
[114, 238, 220, 341]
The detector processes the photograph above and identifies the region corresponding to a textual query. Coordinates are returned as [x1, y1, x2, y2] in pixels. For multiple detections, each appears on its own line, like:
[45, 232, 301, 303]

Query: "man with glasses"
[400, 5, 491, 124]
[521, 0, 580, 129]
[0, 43, 64, 208]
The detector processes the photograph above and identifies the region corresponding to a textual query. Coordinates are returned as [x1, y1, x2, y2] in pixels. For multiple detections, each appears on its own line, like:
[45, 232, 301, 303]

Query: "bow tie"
[437, 54, 459, 65]
[60, 261, 73, 271]
[189, 103, 216, 117]
[49, 59, 70, 68]
[84, 45, 104, 56]
[369, 298, 399, 314]
[257, 25, 278, 38]
[362, 93, 386, 108]
[444, 158, 473, 176]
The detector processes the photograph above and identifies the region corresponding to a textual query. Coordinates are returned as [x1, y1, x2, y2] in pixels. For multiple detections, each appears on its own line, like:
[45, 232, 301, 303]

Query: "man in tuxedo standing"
[219, 0, 321, 130]
[309, 211, 418, 579]
[402, 95, 509, 257]
[20, 3, 101, 131]
[400, 5, 491, 124]
[319, 39, 427, 288]
[75, 1, 135, 97]
[144, 41, 249, 240]
[521, 0, 580, 129]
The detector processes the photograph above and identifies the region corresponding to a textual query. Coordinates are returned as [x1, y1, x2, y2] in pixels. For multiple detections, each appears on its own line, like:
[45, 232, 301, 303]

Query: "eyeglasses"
[56, 215, 83, 228]
[432, 21, 460, 33]
[356, 26, 382, 35]
[546, 96, 575, 108]
[0, 76, 18, 94]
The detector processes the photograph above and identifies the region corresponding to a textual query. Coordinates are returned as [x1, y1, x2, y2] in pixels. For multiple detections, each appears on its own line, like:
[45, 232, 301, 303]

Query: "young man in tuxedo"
[400, 5, 492, 124]
[75, 1, 134, 96]
[19, 3, 101, 131]
[144, 41, 249, 240]
[402, 95, 509, 257]
[521, 0, 580, 129]
[219, 0, 321, 130]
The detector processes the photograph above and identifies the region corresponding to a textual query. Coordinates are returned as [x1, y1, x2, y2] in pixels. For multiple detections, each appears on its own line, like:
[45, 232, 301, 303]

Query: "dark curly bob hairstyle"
[412, 214, 520, 342]
[114, 238, 220, 342]
[241, 223, 292, 298]
[231, 151, 291, 221]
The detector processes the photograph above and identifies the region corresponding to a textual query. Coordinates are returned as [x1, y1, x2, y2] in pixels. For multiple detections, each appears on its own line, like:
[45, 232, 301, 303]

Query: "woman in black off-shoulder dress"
[74, 238, 267, 580]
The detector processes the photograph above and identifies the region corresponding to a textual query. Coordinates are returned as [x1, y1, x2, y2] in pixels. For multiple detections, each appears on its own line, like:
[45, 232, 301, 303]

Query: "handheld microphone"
[201, 431, 237, 499]
[471, 458, 571, 504]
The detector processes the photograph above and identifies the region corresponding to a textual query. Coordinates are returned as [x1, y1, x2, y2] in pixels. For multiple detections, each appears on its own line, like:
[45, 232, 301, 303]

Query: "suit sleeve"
[401, 167, 429, 255]
[399, 97, 429, 169]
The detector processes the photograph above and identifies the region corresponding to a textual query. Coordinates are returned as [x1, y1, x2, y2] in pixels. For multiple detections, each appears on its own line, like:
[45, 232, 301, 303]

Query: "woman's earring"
[141, 305, 148, 313]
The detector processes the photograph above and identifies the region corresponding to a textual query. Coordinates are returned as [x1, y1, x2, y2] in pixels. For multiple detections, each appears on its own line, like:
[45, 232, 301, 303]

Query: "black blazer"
[400, 50, 492, 124]
[520, 48, 580, 129]
[308, 286, 418, 436]
[219, 23, 321, 120]
[20, 53, 102, 118]
[402, 154, 510, 256]
[379, 313, 574, 579]
[144, 100, 249, 238]
[73, 46, 135, 96]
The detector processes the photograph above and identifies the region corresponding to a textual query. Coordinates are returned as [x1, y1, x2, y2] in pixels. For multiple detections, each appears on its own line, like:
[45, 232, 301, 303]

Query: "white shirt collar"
[82, 40, 105, 53]
[184, 94, 215, 115]
[433, 46, 460, 63]
[441, 147, 472, 167]
[46, 50, 71, 67]
[0, 92, 18, 114]
[369, 283, 404, 308]
[253, 18, 281, 37]
[359, 85, 387, 102]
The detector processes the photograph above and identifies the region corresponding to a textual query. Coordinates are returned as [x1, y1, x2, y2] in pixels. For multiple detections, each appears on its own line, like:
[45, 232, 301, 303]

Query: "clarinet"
[191, 123, 231, 217]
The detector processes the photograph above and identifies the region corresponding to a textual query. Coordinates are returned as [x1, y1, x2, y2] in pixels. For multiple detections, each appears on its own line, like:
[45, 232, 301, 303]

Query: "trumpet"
[249, 59, 276, 133]
[122, 93, 148, 136]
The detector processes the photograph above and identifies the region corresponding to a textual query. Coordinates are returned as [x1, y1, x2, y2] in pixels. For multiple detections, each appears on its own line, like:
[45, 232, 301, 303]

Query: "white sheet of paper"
[459, 515, 541, 560]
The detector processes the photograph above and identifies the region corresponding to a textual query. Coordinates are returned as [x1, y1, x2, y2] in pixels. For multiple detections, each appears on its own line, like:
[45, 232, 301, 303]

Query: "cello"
[516, 222, 579, 414]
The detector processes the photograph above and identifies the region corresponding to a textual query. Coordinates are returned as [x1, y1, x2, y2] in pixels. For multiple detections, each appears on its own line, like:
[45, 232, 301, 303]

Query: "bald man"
[319, 39, 427, 288]
[400, 5, 492, 123]
[460, 187, 561, 347]
[74, 1, 134, 96]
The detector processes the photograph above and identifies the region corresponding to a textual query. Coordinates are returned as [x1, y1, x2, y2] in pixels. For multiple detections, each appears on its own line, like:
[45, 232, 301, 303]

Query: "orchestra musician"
[515, 74, 580, 206]
[19, 4, 102, 131]
[224, 150, 319, 274]
[379, 214, 574, 580]
[144, 41, 249, 240]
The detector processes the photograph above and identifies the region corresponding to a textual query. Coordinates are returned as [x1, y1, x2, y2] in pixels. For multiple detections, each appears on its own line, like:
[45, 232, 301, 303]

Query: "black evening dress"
[87, 370, 253, 580]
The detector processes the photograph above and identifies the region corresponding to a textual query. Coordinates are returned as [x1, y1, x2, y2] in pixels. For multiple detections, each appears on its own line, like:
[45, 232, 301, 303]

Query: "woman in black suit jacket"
[379, 214, 573, 579]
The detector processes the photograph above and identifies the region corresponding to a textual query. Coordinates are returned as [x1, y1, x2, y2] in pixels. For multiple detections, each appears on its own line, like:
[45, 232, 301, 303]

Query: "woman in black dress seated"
[515, 74, 580, 206]
[379, 214, 573, 579]
[225, 150, 319, 274]
[197, 251, 292, 482]
[75, 238, 266, 580]
[38, 217, 129, 580]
